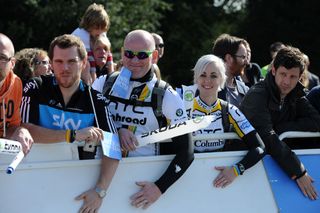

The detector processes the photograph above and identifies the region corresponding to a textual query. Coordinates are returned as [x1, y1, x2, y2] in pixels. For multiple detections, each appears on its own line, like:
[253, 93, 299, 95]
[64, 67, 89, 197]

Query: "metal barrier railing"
[192, 131, 320, 141]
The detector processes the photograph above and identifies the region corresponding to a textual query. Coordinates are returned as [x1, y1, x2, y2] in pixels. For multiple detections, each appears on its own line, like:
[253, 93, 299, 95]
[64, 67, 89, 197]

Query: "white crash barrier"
[279, 131, 320, 141]
[0, 131, 319, 213]
[0, 151, 277, 213]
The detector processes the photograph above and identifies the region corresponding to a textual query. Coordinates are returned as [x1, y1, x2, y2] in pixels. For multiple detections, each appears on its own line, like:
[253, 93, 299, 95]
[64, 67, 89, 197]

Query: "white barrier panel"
[0, 148, 277, 213]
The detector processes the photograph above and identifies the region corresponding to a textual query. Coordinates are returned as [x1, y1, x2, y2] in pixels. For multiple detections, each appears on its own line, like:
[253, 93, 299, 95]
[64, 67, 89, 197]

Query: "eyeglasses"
[0, 55, 12, 63]
[124, 50, 153, 60]
[34, 60, 49, 66]
[233, 54, 247, 60]
[156, 43, 164, 48]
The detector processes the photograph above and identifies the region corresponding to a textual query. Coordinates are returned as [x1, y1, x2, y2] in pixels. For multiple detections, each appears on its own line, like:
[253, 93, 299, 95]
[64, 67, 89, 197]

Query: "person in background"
[33, 48, 52, 76]
[240, 46, 320, 200]
[212, 33, 249, 107]
[20, 34, 120, 212]
[0, 33, 33, 155]
[14, 48, 51, 85]
[93, 35, 114, 78]
[241, 40, 263, 87]
[151, 33, 164, 79]
[151, 33, 164, 63]
[300, 54, 319, 92]
[307, 85, 320, 114]
[72, 3, 110, 83]
[260, 41, 285, 77]
[180, 54, 265, 187]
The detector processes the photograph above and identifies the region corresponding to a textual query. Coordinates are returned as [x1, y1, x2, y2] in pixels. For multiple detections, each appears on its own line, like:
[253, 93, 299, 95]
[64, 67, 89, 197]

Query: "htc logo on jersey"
[112, 113, 147, 125]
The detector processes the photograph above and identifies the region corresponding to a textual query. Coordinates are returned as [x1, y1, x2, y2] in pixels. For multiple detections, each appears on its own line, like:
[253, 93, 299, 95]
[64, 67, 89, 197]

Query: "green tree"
[159, 0, 246, 86]
[239, 0, 320, 75]
[0, 0, 171, 59]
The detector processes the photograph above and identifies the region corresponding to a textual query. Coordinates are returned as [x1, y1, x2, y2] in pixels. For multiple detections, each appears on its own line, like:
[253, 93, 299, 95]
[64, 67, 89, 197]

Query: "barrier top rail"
[192, 131, 320, 141]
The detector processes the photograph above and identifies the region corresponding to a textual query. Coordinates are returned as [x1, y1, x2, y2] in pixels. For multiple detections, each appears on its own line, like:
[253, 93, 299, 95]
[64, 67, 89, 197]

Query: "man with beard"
[21, 34, 120, 212]
[212, 34, 249, 107]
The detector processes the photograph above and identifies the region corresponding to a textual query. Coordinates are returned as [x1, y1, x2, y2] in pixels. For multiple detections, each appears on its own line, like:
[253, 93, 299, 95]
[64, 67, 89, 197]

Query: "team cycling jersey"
[92, 71, 188, 156]
[0, 72, 22, 137]
[21, 75, 116, 137]
[181, 85, 255, 152]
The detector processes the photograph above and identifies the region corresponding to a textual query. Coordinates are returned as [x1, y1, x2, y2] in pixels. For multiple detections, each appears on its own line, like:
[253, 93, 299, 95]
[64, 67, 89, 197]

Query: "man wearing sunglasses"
[92, 29, 194, 209]
[151, 33, 164, 79]
[151, 33, 164, 63]
[0, 33, 34, 155]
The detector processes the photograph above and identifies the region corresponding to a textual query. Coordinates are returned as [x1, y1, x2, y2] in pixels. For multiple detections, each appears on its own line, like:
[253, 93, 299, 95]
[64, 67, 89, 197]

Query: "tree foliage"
[159, 0, 246, 86]
[238, 0, 320, 75]
[1, 0, 319, 86]
[0, 0, 171, 60]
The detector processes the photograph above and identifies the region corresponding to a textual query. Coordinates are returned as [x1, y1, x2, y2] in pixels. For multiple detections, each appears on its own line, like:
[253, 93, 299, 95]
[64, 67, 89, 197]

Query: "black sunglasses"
[233, 54, 247, 60]
[156, 43, 164, 48]
[124, 50, 153, 60]
[0, 55, 12, 63]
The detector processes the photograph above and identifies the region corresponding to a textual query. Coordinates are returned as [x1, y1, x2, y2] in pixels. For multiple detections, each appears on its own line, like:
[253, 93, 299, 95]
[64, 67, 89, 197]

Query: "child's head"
[79, 3, 110, 38]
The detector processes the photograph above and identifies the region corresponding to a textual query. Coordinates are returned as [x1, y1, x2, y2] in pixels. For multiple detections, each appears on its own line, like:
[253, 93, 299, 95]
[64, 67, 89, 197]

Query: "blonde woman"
[180, 54, 265, 187]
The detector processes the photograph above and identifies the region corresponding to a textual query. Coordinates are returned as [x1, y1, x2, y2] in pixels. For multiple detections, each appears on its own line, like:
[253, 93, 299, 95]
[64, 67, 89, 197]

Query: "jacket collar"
[265, 71, 305, 109]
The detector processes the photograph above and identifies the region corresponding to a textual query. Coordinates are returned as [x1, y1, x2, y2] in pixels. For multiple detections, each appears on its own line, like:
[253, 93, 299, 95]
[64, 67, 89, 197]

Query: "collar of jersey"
[130, 69, 153, 82]
[196, 96, 219, 113]
[52, 77, 85, 91]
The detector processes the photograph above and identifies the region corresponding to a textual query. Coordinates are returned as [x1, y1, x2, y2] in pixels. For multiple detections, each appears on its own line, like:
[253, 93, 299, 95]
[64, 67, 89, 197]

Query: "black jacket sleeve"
[275, 96, 320, 134]
[155, 133, 194, 193]
[265, 132, 305, 179]
[236, 131, 266, 170]
[21, 77, 42, 124]
[307, 86, 320, 114]
[240, 87, 305, 179]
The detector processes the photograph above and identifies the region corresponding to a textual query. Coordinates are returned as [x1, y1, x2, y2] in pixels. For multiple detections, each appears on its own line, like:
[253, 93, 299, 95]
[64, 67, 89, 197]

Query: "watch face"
[239, 164, 245, 173]
[95, 187, 106, 198]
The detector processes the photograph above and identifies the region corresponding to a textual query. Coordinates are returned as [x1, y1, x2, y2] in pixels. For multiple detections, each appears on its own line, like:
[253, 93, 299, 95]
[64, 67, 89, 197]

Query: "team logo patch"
[192, 116, 204, 123]
[240, 120, 251, 130]
[176, 108, 183, 117]
[184, 90, 194, 101]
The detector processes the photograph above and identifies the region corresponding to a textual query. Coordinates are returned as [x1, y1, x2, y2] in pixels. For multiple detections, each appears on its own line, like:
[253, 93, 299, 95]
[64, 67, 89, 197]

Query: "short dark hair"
[212, 34, 246, 61]
[270, 42, 285, 54]
[273, 46, 305, 74]
[48, 34, 86, 60]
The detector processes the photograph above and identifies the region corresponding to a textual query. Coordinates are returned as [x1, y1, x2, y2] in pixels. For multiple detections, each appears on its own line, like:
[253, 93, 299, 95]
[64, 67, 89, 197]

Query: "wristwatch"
[236, 163, 245, 175]
[95, 186, 107, 198]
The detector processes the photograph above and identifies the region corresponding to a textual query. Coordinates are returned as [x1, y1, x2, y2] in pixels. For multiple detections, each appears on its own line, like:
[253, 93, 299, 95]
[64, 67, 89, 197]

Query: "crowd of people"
[1, 2, 320, 212]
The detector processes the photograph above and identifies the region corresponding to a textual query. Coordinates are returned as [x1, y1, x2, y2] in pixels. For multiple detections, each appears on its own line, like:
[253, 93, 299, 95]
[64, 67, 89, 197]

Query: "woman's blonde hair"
[93, 35, 111, 51]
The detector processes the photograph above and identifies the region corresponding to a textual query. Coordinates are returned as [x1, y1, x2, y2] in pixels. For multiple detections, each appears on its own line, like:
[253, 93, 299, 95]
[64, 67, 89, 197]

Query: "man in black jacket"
[240, 46, 320, 200]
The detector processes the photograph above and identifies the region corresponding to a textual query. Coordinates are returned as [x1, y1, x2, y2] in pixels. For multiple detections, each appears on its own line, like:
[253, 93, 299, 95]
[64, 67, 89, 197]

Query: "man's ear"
[224, 53, 233, 63]
[81, 56, 88, 70]
[152, 50, 158, 64]
[271, 65, 276, 76]
[10, 57, 16, 69]
[224, 54, 233, 65]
